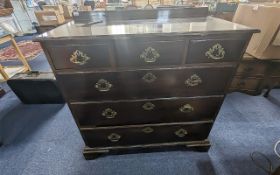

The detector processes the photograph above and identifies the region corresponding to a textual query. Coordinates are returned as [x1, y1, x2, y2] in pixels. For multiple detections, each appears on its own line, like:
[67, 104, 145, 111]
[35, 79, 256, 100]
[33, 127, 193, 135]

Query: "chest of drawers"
[35, 8, 258, 159]
[229, 54, 280, 95]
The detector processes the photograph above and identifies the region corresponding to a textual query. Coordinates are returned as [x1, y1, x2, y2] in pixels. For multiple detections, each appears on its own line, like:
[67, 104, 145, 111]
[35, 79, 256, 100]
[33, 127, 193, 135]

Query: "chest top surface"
[35, 16, 258, 41]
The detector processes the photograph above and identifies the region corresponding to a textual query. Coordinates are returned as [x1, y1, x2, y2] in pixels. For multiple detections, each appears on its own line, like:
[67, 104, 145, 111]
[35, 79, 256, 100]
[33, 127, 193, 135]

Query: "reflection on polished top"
[36, 17, 258, 40]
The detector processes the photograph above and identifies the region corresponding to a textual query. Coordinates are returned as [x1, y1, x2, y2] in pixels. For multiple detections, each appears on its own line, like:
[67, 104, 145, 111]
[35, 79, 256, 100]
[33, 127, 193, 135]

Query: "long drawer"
[81, 121, 213, 148]
[56, 65, 235, 101]
[70, 96, 223, 126]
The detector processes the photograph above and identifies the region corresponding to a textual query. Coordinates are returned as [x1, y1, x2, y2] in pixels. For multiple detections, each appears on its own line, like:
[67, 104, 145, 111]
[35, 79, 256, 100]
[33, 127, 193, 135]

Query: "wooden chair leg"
[0, 64, 9, 80]
[10, 37, 31, 71]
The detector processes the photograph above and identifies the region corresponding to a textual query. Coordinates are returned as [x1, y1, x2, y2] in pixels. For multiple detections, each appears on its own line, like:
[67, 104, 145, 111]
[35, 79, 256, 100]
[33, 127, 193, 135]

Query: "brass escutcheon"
[102, 108, 117, 119]
[139, 47, 160, 63]
[142, 127, 154, 134]
[70, 50, 90, 65]
[142, 72, 157, 83]
[185, 74, 202, 87]
[142, 102, 155, 111]
[95, 79, 112, 92]
[179, 104, 194, 113]
[107, 133, 121, 142]
[205, 43, 225, 60]
[175, 128, 188, 138]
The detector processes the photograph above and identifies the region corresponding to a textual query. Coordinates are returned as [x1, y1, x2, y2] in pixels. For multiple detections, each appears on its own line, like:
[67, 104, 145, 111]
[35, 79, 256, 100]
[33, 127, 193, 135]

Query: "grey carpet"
[0, 36, 280, 175]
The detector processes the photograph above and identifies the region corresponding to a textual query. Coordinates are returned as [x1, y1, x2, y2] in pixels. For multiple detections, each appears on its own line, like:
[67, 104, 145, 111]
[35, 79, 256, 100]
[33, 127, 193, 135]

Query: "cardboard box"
[43, 5, 64, 14]
[62, 5, 73, 19]
[233, 4, 280, 59]
[0, 0, 13, 16]
[80, 5, 92, 11]
[35, 11, 65, 26]
[272, 31, 280, 46]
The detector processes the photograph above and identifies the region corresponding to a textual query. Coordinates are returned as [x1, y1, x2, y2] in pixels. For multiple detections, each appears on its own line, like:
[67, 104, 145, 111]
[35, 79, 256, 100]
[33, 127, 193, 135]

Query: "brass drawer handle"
[142, 72, 157, 83]
[107, 133, 121, 142]
[179, 104, 194, 113]
[140, 47, 160, 63]
[95, 79, 112, 92]
[185, 74, 202, 87]
[102, 108, 117, 119]
[175, 128, 188, 138]
[205, 43, 225, 60]
[142, 127, 154, 133]
[70, 50, 90, 65]
[142, 102, 155, 111]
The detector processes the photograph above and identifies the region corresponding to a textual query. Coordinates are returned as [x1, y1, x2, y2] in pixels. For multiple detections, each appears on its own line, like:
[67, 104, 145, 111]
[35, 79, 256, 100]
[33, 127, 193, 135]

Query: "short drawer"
[235, 62, 267, 77]
[70, 96, 223, 126]
[56, 65, 235, 101]
[81, 121, 213, 148]
[230, 77, 263, 91]
[115, 39, 186, 67]
[47, 44, 112, 70]
[187, 39, 247, 63]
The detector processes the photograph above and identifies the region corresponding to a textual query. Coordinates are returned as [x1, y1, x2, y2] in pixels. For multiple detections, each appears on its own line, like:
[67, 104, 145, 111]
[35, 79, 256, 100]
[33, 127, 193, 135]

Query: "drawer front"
[235, 62, 267, 77]
[48, 44, 112, 70]
[115, 39, 185, 67]
[70, 96, 223, 126]
[187, 39, 247, 63]
[57, 66, 235, 101]
[81, 121, 212, 147]
[230, 77, 263, 91]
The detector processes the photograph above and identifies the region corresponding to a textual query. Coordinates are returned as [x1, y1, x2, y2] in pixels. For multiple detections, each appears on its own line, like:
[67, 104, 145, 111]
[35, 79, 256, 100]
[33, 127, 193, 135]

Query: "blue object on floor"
[0, 36, 280, 175]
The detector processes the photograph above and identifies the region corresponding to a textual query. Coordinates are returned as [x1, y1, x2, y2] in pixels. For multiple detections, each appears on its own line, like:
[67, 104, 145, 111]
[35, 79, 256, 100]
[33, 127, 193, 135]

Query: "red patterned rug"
[0, 40, 42, 61]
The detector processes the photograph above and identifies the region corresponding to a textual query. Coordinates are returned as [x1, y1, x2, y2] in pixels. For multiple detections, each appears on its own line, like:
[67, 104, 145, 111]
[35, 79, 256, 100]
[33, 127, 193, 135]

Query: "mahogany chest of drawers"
[35, 8, 258, 159]
[230, 54, 280, 96]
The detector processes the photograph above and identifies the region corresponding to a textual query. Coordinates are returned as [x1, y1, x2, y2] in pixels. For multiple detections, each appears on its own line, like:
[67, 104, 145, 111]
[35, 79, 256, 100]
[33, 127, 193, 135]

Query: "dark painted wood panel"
[56, 65, 235, 101]
[70, 96, 223, 126]
[48, 44, 112, 70]
[187, 39, 247, 63]
[81, 121, 212, 147]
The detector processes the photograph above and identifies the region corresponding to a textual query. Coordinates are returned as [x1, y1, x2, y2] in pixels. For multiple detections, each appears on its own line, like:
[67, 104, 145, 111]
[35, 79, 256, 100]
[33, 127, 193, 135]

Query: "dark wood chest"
[35, 8, 258, 159]
[229, 54, 280, 95]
